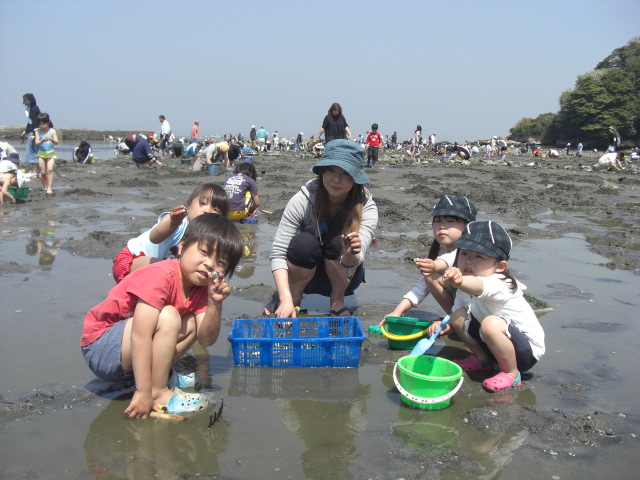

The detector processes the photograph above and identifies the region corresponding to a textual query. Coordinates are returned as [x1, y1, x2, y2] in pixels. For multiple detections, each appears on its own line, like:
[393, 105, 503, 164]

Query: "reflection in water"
[26, 223, 59, 266]
[278, 398, 367, 480]
[83, 346, 224, 479]
[229, 367, 370, 479]
[83, 396, 227, 479]
[387, 357, 539, 479]
[235, 228, 260, 279]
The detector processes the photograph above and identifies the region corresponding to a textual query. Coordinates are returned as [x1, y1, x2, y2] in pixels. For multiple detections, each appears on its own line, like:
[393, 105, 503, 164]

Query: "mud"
[1, 148, 639, 479]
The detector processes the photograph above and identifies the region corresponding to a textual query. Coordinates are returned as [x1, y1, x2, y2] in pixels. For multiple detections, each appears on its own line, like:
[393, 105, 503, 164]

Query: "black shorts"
[467, 314, 537, 372]
[286, 230, 365, 297]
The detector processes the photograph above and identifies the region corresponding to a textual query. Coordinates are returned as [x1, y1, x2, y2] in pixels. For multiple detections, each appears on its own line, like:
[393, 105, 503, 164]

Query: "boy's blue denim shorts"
[81, 319, 133, 383]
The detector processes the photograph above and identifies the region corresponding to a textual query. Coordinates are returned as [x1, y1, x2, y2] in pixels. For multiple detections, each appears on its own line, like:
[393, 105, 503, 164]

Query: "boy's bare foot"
[154, 389, 174, 407]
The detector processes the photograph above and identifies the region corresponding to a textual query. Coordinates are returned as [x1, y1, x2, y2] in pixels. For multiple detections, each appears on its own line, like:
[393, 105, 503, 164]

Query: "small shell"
[210, 271, 220, 278]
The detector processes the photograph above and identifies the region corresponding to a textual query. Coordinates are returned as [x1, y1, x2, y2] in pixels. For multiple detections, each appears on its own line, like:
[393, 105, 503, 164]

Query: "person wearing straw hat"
[267, 139, 378, 318]
[193, 141, 230, 172]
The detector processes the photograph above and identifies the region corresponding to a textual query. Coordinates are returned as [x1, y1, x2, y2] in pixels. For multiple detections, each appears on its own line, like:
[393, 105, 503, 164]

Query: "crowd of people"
[5, 95, 637, 421]
[74, 129, 548, 420]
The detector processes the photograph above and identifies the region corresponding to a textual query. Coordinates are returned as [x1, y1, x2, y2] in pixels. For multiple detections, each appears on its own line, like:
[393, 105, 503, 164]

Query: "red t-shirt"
[81, 259, 208, 346]
[366, 132, 383, 147]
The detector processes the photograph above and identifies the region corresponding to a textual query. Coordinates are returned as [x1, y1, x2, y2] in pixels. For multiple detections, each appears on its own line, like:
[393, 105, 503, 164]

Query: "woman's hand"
[276, 299, 297, 319]
[342, 232, 361, 255]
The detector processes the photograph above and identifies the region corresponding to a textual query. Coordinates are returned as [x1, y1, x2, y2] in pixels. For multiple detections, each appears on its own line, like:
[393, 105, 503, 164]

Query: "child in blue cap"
[437, 220, 545, 393]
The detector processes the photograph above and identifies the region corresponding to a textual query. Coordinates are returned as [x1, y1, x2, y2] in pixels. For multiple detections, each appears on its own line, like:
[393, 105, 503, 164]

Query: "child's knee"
[181, 314, 197, 338]
[480, 315, 507, 335]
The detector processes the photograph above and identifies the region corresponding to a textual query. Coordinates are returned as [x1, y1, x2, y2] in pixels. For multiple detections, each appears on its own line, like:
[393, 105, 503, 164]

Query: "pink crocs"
[482, 372, 522, 393]
[455, 355, 495, 372]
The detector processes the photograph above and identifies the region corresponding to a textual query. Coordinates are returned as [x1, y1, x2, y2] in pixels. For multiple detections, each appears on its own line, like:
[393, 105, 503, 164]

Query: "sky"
[1, 0, 639, 143]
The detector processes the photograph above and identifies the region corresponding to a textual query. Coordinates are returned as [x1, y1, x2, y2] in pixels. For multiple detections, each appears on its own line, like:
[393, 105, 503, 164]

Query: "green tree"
[511, 37, 640, 148]
[509, 113, 556, 141]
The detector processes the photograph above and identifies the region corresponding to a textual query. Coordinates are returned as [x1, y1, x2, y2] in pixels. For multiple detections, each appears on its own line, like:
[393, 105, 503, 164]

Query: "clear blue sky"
[1, 0, 638, 142]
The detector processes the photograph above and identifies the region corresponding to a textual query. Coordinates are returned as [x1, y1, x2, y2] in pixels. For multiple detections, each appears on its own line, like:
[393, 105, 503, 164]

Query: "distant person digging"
[124, 134, 164, 167]
[192, 141, 240, 172]
[457, 145, 471, 160]
[597, 151, 625, 171]
[74, 140, 96, 164]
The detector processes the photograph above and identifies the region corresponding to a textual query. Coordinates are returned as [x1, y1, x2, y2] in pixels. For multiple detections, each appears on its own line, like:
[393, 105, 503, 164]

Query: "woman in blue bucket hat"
[267, 139, 378, 318]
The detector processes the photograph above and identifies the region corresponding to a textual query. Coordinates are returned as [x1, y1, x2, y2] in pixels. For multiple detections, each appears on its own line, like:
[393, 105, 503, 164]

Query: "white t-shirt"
[0, 142, 18, 159]
[467, 274, 545, 360]
[598, 152, 618, 166]
[161, 120, 171, 136]
[0, 160, 18, 172]
[127, 212, 188, 259]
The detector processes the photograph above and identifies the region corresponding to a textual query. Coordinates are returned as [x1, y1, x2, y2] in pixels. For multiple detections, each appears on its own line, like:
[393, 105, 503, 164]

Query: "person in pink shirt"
[191, 120, 199, 140]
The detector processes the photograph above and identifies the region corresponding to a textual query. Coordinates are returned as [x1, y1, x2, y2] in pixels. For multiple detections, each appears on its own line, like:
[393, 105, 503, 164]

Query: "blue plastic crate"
[228, 317, 365, 367]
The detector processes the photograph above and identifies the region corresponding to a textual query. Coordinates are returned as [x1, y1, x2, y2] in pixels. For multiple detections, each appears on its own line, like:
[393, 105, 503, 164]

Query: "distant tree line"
[509, 37, 640, 149]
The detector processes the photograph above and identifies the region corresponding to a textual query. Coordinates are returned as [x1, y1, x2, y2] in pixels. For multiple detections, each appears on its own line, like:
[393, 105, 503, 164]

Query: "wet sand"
[0, 148, 639, 479]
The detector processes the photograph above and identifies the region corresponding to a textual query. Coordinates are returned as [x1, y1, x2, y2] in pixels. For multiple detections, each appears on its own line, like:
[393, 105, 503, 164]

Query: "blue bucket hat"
[311, 139, 370, 184]
[453, 221, 512, 260]
[432, 195, 477, 223]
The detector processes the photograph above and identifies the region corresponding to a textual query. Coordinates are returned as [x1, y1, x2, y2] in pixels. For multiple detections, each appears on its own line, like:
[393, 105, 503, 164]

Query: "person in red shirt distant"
[365, 123, 383, 167]
[191, 121, 199, 140]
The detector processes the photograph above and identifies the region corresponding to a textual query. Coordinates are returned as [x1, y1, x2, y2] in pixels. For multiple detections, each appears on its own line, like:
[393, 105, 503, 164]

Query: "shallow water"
[1, 202, 639, 479]
[13, 140, 124, 164]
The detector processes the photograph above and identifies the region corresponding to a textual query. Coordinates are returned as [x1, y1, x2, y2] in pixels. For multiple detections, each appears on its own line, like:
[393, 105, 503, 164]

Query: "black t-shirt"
[25, 105, 41, 134]
[322, 115, 349, 142]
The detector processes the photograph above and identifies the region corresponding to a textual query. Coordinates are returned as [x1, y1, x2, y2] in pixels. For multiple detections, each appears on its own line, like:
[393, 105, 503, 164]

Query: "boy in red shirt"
[81, 214, 243, 418]
[365, 123, 383, 167]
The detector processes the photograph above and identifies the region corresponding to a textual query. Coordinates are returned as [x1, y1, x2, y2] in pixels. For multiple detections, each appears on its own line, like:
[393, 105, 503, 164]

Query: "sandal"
[482, 372, 522, 393]
[168, 370, 198, 389]
[263, 291, 280, 316]
[329, 307, 350, 317]
[158, 387, 208, 413]
[455, 355, 495, 372]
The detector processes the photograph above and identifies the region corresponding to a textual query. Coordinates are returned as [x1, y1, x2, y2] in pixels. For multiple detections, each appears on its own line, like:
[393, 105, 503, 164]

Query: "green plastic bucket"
[393, 355, 463, 410]
[384, 316, 433, 350]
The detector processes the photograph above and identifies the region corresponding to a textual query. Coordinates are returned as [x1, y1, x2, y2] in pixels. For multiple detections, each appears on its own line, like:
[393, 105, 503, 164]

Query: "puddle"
[1, 217, 639, 479]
